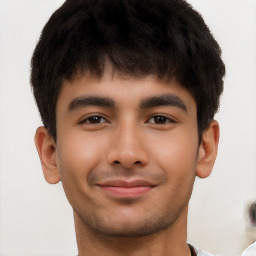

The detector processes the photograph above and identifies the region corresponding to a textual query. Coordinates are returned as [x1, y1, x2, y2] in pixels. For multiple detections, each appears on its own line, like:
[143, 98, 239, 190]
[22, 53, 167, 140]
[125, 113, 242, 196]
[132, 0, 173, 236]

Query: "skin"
[35, 69, 219, 256]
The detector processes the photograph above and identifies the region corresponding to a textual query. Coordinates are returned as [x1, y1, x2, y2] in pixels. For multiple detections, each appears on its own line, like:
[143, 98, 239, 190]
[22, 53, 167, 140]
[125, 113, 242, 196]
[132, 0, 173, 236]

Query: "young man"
[31, 0, 225, 255]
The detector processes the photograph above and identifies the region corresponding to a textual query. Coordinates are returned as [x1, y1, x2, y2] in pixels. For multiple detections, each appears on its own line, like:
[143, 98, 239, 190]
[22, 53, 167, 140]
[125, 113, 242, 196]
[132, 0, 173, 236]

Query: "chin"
[84, 214, 175, 238]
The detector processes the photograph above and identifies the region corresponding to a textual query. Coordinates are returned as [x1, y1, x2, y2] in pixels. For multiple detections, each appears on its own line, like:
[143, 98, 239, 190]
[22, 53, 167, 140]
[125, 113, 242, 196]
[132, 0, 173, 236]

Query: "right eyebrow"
[140, 94, 187, 112]
[68, 96, 115, 111]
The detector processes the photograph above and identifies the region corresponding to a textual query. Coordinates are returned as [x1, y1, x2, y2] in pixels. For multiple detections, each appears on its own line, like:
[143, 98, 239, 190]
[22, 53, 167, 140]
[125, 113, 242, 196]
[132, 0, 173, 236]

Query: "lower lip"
[100, 186, 153, 198]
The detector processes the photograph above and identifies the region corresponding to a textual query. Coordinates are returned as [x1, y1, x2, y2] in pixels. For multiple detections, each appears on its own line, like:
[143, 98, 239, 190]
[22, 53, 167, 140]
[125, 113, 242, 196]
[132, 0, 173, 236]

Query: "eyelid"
[146, 114, 178, 124]
[78, 113, 110, 125]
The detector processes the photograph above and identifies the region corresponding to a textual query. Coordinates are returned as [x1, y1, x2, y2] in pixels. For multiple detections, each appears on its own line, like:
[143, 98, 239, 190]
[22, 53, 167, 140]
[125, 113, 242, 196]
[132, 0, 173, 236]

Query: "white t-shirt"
[191, 244, 217, 256]
[241, 241, 256, 256]
[192, 241, 256, 256]
[76, 242, 256, 256]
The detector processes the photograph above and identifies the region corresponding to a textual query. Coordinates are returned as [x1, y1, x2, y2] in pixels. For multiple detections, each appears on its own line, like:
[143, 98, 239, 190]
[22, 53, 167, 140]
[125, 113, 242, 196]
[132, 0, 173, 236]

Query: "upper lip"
[97, 179, 156, 188]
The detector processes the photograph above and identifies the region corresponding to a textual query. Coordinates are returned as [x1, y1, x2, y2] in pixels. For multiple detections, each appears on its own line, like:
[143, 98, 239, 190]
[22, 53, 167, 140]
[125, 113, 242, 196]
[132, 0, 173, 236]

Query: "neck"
[74, 207, 191, 256]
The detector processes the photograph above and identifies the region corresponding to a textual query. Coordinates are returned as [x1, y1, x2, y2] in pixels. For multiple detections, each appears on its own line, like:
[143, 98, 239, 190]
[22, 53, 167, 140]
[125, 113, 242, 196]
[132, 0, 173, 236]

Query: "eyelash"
[79, 115, 109, 125]
[79, 114, 176, 125]
[147, 115, 177, 125]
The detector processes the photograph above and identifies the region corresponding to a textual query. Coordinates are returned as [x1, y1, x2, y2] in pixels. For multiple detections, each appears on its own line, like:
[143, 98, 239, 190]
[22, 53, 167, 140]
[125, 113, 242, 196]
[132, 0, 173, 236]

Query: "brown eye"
[87, 116, 103, 123]
[81, 116, 107, 124]
[148, 115, 175, 124]
[154, 116, 168, 124]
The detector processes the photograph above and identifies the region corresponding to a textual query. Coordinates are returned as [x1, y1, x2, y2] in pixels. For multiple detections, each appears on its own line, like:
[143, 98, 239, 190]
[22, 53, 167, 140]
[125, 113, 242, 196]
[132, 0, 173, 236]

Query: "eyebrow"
[68, 94, 187, 112]
[68, 96, 115, 111]
[140, 94, 187, 112]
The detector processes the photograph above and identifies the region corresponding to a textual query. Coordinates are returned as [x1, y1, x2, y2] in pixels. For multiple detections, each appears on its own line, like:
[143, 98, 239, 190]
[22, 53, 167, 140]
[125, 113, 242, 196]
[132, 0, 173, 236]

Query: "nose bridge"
[108, 118, 148, 168]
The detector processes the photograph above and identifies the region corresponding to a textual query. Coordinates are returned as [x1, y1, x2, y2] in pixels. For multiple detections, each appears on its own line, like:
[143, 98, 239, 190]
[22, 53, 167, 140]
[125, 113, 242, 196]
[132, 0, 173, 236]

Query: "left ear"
[34, 126, 61, 184]
[196, 120, 220, 178]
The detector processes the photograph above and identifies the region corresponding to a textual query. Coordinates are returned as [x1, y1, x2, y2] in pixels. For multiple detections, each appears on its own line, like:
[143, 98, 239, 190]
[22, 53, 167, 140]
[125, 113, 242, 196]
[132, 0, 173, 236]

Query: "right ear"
[34, 126, 61, 184]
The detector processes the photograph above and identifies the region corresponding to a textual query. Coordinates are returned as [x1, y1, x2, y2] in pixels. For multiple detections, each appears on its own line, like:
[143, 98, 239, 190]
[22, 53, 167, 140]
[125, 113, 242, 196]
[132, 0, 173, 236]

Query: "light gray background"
[0, 0, 256, 255]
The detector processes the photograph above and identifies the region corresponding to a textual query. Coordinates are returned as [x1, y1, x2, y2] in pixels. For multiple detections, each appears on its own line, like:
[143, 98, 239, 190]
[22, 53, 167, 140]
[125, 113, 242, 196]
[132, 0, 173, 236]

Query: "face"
[54, 71, 200, 237]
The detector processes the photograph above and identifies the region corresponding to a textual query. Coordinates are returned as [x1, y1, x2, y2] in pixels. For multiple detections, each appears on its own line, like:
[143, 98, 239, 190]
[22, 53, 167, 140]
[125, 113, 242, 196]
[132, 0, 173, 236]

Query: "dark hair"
[31, 0, 225, 141]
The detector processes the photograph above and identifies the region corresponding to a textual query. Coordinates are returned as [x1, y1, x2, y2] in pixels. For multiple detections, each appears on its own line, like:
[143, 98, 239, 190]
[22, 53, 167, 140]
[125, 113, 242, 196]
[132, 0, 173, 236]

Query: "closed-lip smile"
[96, 179, 156, 198]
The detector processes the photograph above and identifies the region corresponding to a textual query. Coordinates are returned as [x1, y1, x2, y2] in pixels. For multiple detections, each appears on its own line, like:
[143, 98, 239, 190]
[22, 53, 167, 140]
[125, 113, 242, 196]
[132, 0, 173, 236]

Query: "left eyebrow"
[68, 96, 115, 111]
[140, 94, 187, 112]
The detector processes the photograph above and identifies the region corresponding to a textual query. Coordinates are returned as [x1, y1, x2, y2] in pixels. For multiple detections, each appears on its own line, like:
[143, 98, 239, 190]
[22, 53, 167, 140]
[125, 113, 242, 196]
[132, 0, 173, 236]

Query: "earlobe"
[196, 120, 220, 178]
[34, 126, 61, 184]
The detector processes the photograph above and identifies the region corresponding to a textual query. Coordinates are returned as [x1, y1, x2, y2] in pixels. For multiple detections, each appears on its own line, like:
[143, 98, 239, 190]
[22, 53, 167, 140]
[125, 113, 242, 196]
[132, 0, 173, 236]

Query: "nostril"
[113, 160, 142, 165]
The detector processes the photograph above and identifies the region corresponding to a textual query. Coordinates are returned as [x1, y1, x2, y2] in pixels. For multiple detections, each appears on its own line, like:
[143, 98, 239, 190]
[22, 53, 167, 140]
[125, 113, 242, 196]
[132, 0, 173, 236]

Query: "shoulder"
[241, 241, 256, 256]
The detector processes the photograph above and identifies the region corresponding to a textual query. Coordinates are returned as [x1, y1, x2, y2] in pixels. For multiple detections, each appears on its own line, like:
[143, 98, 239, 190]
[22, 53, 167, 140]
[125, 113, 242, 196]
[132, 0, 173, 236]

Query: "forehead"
[57, 70, 197, 114]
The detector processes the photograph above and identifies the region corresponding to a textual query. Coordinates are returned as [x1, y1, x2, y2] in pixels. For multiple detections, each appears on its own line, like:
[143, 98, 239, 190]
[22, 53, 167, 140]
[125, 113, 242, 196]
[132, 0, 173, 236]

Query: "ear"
[196, 120, 220, 178]
[34, 126, 61, 184]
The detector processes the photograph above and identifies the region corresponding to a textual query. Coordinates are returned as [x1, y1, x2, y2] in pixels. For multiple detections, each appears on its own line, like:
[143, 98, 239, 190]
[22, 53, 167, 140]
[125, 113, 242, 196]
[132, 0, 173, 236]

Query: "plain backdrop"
[0, 0, 256, 255]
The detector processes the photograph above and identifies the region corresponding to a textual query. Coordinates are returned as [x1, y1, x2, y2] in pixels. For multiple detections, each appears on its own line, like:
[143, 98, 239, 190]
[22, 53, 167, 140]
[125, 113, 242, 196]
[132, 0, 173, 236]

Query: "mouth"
[96, 179, 156, 198]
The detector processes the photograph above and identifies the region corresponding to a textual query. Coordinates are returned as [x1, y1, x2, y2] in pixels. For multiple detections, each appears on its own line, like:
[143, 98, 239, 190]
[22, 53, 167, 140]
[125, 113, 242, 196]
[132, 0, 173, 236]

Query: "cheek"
[56, 131, 107, 180]
[148, 127, 198, 179]
[55, 132, 109, 209]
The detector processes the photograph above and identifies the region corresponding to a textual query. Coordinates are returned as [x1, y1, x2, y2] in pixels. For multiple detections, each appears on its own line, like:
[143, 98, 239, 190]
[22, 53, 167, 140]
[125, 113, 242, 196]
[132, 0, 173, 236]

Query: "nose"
[107, 124, 149, 169]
